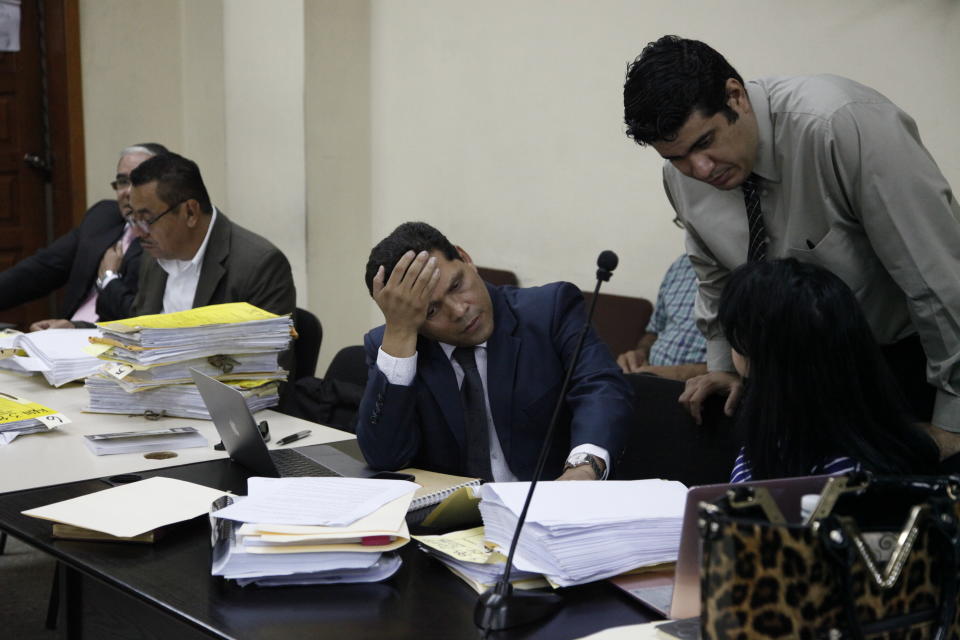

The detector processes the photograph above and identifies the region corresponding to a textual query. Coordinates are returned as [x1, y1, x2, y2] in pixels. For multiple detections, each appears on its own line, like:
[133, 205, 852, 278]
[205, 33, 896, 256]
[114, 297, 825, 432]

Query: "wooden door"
[0, 0, 53, 328]
[0, 0, 84, 330]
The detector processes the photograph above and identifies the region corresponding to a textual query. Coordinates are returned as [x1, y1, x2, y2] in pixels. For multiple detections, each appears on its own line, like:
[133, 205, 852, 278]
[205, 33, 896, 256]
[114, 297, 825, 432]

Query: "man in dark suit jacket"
[0, 143, 167, 329]
[357, 222, 632, 481]
[127, 152, 295, 319]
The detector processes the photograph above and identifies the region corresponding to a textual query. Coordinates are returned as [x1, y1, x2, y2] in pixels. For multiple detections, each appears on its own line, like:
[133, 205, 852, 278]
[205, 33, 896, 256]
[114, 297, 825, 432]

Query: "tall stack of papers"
[210, 477, 417, 587]
[0, 393, 71, 445]
[84, 303, 293, 419]
[0, 329, 102, 386]
[479, 480, 687, 587]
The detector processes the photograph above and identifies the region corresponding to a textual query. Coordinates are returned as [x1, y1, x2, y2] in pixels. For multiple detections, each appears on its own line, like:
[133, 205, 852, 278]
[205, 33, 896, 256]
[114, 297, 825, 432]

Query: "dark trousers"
[880, 334, 936, 424]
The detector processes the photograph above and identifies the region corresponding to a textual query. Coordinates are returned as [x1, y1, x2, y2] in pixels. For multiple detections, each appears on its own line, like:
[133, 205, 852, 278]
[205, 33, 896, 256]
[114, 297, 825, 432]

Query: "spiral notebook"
[401, 468, 481, 511]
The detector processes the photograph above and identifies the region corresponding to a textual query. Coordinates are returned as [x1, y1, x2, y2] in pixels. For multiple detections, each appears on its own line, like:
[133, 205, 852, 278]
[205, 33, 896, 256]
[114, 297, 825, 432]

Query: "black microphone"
[475, 250, 619, 632]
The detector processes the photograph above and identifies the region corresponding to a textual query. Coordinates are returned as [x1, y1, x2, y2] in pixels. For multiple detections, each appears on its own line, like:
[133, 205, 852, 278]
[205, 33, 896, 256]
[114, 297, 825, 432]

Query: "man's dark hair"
[364, 222, 459, 296]
[130, 152, 212, 214]
[623, 35, 744, 146]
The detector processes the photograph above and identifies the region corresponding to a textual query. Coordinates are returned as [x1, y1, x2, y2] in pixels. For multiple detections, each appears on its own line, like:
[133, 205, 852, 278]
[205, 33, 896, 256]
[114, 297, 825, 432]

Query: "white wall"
[304, 0, 372, 371]
[80, 0, 184, 202]
[367, 0, 960, 307]
[79, 0, 960, 371]
[223, 0, 308, 305]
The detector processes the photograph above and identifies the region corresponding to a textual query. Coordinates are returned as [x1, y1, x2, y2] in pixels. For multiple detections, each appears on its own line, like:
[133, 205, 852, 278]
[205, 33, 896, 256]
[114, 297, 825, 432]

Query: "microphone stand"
[474, 251, 618, 632]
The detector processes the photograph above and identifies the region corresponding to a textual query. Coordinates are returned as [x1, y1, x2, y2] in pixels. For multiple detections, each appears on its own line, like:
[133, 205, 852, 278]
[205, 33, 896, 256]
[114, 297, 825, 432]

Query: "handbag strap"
[819, 501, 960, 640]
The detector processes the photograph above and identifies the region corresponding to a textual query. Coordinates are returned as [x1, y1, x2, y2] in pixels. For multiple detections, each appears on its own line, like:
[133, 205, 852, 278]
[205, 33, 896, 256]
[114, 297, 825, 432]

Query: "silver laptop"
[610, 473, 831, 619]
[191, 368, 365, 479]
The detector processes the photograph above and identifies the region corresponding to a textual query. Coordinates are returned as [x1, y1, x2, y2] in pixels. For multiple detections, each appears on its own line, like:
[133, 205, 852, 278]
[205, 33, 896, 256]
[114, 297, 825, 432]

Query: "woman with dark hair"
[718, 258, 940, 482]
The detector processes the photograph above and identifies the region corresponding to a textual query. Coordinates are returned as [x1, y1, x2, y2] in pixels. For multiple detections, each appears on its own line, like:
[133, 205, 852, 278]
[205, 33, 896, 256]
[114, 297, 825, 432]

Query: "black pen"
[277, 430, 311, 446]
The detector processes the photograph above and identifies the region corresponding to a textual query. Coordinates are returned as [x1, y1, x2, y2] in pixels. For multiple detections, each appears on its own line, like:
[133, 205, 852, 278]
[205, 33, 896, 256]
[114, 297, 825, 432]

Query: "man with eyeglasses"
[0, 143, 168, 329]
[126, 152, 295, 318]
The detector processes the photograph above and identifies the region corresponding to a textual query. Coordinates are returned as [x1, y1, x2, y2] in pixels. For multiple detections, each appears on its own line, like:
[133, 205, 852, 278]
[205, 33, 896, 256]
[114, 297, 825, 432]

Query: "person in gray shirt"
[622, 35, 960, 459]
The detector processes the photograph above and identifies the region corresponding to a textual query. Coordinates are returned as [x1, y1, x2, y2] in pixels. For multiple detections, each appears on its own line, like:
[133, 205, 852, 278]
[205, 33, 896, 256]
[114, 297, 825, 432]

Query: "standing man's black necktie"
[452, 346, 493, 481]
[741, 173, 767, 262]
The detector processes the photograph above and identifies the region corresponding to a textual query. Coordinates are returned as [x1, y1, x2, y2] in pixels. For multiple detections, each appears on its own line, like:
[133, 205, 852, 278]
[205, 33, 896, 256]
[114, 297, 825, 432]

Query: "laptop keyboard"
[270, 448, 339, 477]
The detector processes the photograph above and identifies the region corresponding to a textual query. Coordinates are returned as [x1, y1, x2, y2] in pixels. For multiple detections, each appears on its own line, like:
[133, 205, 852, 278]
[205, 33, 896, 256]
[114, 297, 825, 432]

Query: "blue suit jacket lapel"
[485, 284, 520, 461]
[418, 338, 467, 450]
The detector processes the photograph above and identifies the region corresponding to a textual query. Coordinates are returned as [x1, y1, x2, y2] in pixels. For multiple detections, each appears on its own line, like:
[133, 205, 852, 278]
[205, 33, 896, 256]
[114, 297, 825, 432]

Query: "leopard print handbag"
[699, 473, 960, 640]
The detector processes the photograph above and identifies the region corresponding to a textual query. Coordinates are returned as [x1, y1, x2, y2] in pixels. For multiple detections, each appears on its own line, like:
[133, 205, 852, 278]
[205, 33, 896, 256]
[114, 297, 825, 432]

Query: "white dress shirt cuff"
[568, 444, 611, 480]
[98, 272, 120, 291]
[376, 347, 417, 386]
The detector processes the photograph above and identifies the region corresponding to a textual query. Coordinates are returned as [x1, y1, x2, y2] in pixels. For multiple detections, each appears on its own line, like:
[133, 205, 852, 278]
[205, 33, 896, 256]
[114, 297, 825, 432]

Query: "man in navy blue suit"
[357, 222, 632, 482]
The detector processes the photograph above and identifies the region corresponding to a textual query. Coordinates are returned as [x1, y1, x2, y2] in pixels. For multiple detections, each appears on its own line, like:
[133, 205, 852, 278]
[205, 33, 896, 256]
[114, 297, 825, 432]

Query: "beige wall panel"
[80, 0, 184, 204]
[304, 0, 373, 372]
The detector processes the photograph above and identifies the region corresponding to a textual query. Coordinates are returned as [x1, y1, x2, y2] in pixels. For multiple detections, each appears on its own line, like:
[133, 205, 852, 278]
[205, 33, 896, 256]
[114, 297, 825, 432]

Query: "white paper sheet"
[480, 480, 687, 524]
[211, 477, 419, 526]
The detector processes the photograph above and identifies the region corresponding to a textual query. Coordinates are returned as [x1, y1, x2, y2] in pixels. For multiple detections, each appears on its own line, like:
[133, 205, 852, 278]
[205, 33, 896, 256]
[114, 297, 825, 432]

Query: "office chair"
[613, 373, 740, 486]
[476, 266, 519, 287]
[323, 345, 367, 388]
[292, 307, 322, 381]
[581, 291, 653, 358]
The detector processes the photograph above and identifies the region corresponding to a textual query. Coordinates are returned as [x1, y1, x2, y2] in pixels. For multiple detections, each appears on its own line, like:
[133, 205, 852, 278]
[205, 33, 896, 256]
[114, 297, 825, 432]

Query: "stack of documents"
[414, 526, 549, 593]
[84, 376, 279, 419]
[479, 480, 687, 587]
[210, 477, 417, 587]
[0, 393, 71, 445]
[0, 329, 102, 386]
[85, 303, 293, 419]
[83, 426, 208, 455]
[101, 353, 286, 392]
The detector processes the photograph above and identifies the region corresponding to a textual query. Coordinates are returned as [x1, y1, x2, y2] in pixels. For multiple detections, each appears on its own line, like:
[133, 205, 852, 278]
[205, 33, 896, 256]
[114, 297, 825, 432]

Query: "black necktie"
[451, 347, 493, 481]
[741, 174, 767, 262]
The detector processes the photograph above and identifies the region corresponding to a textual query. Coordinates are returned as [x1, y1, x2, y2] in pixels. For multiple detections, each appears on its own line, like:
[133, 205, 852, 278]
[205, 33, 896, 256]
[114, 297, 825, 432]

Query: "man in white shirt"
[126, 152, 295, 318]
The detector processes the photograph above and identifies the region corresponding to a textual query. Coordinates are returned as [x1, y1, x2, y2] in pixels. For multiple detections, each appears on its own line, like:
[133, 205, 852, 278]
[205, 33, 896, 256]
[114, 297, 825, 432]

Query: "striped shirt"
[730, 447, 860, 483]
[646, 255, 707, 367]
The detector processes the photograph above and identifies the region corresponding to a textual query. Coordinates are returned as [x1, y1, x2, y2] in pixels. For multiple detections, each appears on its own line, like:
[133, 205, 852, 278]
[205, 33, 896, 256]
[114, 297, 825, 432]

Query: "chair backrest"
[323, 345, 368, 388]
[476, 266, 519, 287]
[581, 291, 653, 358]
[613, 374, 741, 485]
[292, 307, 322, 381]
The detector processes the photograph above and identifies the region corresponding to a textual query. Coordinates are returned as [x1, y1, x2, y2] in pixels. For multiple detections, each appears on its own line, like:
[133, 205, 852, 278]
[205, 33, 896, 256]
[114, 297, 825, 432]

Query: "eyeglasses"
[110, 176, 131, 191]
[126, 200, 185, 233]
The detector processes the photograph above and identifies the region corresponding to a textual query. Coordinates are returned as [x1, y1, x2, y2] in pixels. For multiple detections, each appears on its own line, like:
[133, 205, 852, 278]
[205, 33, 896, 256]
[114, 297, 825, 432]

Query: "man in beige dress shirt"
[622, 36, 960, 455]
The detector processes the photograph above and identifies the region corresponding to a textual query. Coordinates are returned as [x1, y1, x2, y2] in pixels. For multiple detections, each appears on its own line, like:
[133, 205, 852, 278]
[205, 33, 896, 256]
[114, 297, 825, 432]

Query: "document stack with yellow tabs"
[414, 526, 549, 593]
[0, 393, 71, 445]
[84, 303, 293, 419]
[479, 480, 687, 587]
[210, 477, 417, 586]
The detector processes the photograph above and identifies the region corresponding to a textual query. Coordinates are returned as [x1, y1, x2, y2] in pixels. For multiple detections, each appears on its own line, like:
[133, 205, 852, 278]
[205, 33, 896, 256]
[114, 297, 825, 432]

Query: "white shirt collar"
[158, 206, 218, 275]
[440, 341, 488, 361]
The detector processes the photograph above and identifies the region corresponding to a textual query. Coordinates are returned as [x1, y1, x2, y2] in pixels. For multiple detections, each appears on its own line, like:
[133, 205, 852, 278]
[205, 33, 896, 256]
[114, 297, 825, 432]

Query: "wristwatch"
[96, 270, 118, 291]
[563, 453, 606, 479]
